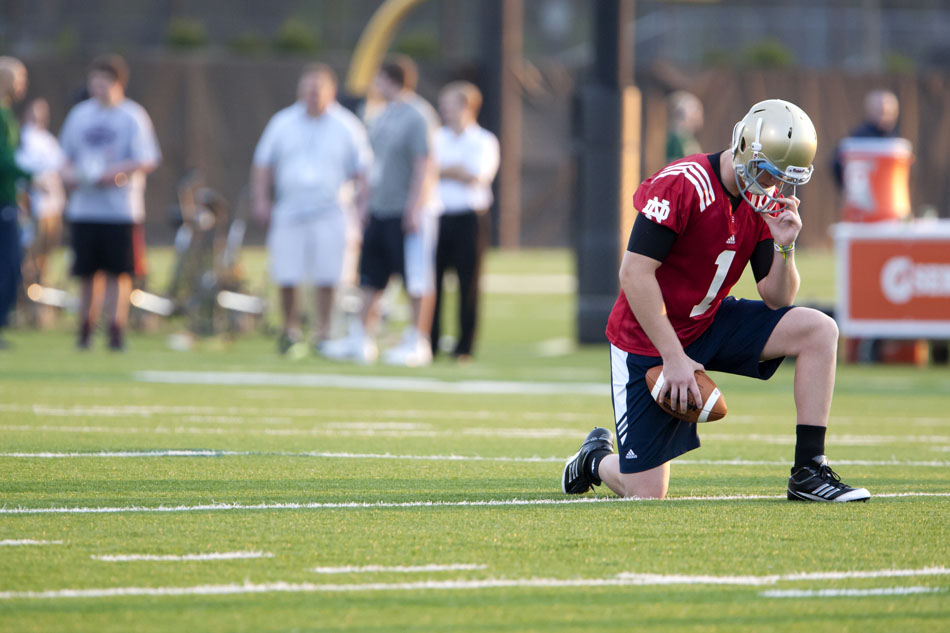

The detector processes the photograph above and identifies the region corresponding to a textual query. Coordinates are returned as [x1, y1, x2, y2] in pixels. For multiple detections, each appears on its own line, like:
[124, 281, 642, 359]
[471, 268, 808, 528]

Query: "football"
[644, 365, 727, 423]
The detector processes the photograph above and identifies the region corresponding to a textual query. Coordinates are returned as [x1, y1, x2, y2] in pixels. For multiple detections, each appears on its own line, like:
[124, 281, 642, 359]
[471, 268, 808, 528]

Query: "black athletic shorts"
[610, 297, 794, 474]
[70, 221, 136, 277]
[359, 215, 405, 290]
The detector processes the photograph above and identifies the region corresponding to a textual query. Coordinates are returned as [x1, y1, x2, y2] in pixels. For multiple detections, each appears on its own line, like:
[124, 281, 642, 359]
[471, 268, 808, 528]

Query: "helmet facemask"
[734, 155, 813, 213]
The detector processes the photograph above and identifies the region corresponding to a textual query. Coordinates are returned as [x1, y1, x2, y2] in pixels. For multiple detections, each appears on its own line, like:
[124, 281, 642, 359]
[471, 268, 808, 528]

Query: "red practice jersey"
[606, 153, 774, 356]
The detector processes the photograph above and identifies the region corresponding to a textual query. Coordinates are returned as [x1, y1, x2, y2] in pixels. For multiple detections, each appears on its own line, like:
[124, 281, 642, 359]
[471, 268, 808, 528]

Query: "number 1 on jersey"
[690, 250, 736, 317]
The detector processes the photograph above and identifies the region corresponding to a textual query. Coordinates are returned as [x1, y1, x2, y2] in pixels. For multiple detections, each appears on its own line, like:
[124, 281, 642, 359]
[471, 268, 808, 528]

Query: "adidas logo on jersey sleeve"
[654, 161, 716, 211]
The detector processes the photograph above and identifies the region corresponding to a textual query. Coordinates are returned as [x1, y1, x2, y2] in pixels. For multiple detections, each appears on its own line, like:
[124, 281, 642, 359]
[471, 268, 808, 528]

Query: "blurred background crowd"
[1, 0, 948, 361]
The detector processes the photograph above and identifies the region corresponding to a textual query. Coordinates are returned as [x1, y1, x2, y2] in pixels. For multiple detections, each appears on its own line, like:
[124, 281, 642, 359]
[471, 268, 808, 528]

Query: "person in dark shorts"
[59, 54, 160, 350]
[562, 99, 870, 503]
[322, 58, 433, 365]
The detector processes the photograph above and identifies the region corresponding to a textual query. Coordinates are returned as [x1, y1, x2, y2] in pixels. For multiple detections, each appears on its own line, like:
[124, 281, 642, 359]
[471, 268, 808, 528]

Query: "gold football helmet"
[730, 99, 817, 212]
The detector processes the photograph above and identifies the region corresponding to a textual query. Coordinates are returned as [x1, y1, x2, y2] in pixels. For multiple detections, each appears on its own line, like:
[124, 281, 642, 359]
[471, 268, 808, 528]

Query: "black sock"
[584, 448, 612, 486]
[794, 424, 826, 469]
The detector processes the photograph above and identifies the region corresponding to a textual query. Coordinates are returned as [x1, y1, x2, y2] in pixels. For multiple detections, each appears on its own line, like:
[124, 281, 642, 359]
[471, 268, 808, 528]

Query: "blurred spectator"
[60, 54, 161, 351]
[832, 89, 899, 189]
[382, 55, 442, 367]
[430, 81, 499, 363]
[323, 58, 433, 365]
[251, 63, 371, 355]
[16, 98, 66, 289]
[0, 56, 29, 349]
[665, 90, 703, 163]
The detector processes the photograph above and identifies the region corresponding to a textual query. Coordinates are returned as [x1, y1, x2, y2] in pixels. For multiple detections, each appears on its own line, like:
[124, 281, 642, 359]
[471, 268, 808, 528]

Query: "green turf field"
[1, 248, 947, 632]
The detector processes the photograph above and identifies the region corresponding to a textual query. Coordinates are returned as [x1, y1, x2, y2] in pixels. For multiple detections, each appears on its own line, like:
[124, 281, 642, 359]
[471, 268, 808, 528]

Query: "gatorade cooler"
[838, 137, 924, 364]
[839, 137, 913, 223]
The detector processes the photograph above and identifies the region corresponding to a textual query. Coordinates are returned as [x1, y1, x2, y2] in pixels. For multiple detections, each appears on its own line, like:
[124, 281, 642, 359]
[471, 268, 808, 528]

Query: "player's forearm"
[758, 253, 800, 309]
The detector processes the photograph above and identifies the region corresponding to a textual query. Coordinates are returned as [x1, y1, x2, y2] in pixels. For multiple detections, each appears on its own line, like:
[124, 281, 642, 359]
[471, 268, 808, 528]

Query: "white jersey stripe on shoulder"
[682, 165, 713, 208]
[683, 163, 715, 207]
[656, 166, 709, 211]
[658, 161, 715, 201]
[665, 168, 706, 211]
[671, 162, 715, 207]
[685, 161, 715, 195]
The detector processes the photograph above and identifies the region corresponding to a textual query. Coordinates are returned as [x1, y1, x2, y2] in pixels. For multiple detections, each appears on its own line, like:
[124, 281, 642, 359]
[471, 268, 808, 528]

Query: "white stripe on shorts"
[610, 344, 631, 437]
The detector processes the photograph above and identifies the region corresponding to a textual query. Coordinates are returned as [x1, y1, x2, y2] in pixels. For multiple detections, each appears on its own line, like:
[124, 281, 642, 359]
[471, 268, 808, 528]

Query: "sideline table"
[833, 220, 950, 339]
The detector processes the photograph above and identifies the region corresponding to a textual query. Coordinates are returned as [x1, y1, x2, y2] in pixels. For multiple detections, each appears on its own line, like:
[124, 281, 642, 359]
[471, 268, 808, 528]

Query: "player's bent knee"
[618, 472, 668, 499]
[803, 308, 839, 350]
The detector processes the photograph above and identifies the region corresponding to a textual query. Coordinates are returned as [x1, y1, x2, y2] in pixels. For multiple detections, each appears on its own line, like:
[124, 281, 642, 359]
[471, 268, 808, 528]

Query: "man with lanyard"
[60, 54, 161, 351]
[252, 63, 371, 354]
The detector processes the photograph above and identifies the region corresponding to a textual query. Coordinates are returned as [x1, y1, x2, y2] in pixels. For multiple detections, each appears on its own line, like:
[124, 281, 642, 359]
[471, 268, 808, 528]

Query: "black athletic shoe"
[108, 323, 125, 352]
[787, 455, 870, 502]
[562, 427, 613, 494]
[277, 329, 302, 355]
[77, 320, 92, 350]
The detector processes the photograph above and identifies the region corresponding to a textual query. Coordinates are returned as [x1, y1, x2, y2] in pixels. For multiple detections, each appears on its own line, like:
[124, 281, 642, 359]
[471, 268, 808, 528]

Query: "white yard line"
[91, 551, 272, 562]
[310, 564, 486, 574]
[1, 492, 947, 516]
[1, 450, 255, 458]
[2, 422, 946, 446]
[0, 450, 565, 462]
[5, 403, 946, 428]
[617, 567, 950, 586]
[0, 451, 947, 469]
[134, 370, 606, 396]
[0, 539, 63, 546]
[0, 403, 598, 423]
[0, 567, 947, 601]
[700, 433, 950, 446]
[760, 586, 944, 598]
[0, 424, 585, 440]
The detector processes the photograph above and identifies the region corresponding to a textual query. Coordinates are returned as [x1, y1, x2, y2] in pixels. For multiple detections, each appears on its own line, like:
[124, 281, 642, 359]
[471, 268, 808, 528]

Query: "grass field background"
[0, 248, 947, 632]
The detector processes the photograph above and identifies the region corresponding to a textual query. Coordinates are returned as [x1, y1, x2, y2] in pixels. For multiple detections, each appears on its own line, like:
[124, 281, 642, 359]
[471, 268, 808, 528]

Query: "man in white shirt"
[17, 98, 66, 289]
[431, 81, 499, 362]
[252, 63, 371, 354]
[60, 54, 161, 351]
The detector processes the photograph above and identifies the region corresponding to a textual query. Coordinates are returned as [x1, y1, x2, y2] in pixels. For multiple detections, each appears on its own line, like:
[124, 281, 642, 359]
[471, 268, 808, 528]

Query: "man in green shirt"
[0, 56, 29, 348]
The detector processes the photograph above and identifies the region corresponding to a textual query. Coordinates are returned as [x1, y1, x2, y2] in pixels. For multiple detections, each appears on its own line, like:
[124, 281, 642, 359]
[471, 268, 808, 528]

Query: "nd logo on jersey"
[641, 196, 671, 223]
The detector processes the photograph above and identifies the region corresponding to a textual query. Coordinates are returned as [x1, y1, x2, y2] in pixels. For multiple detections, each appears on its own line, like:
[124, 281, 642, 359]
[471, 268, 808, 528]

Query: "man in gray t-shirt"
[60, 54, 161, 351]
[323, 59, 433, 365]
[367, 100, 428, 217]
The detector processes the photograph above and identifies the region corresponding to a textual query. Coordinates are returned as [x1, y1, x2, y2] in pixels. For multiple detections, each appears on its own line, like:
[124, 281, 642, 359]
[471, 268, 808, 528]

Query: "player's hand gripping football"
[658, 352, 705, 415]
[761, 195, 802, 249]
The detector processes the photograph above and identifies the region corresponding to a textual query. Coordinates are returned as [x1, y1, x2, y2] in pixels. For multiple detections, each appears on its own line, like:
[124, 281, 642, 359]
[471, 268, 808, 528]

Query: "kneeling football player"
[562, 99, 869, 502]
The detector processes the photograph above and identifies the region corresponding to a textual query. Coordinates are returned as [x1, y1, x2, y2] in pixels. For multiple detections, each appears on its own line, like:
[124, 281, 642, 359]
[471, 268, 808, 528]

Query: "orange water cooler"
[836, 137, 929, 364]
